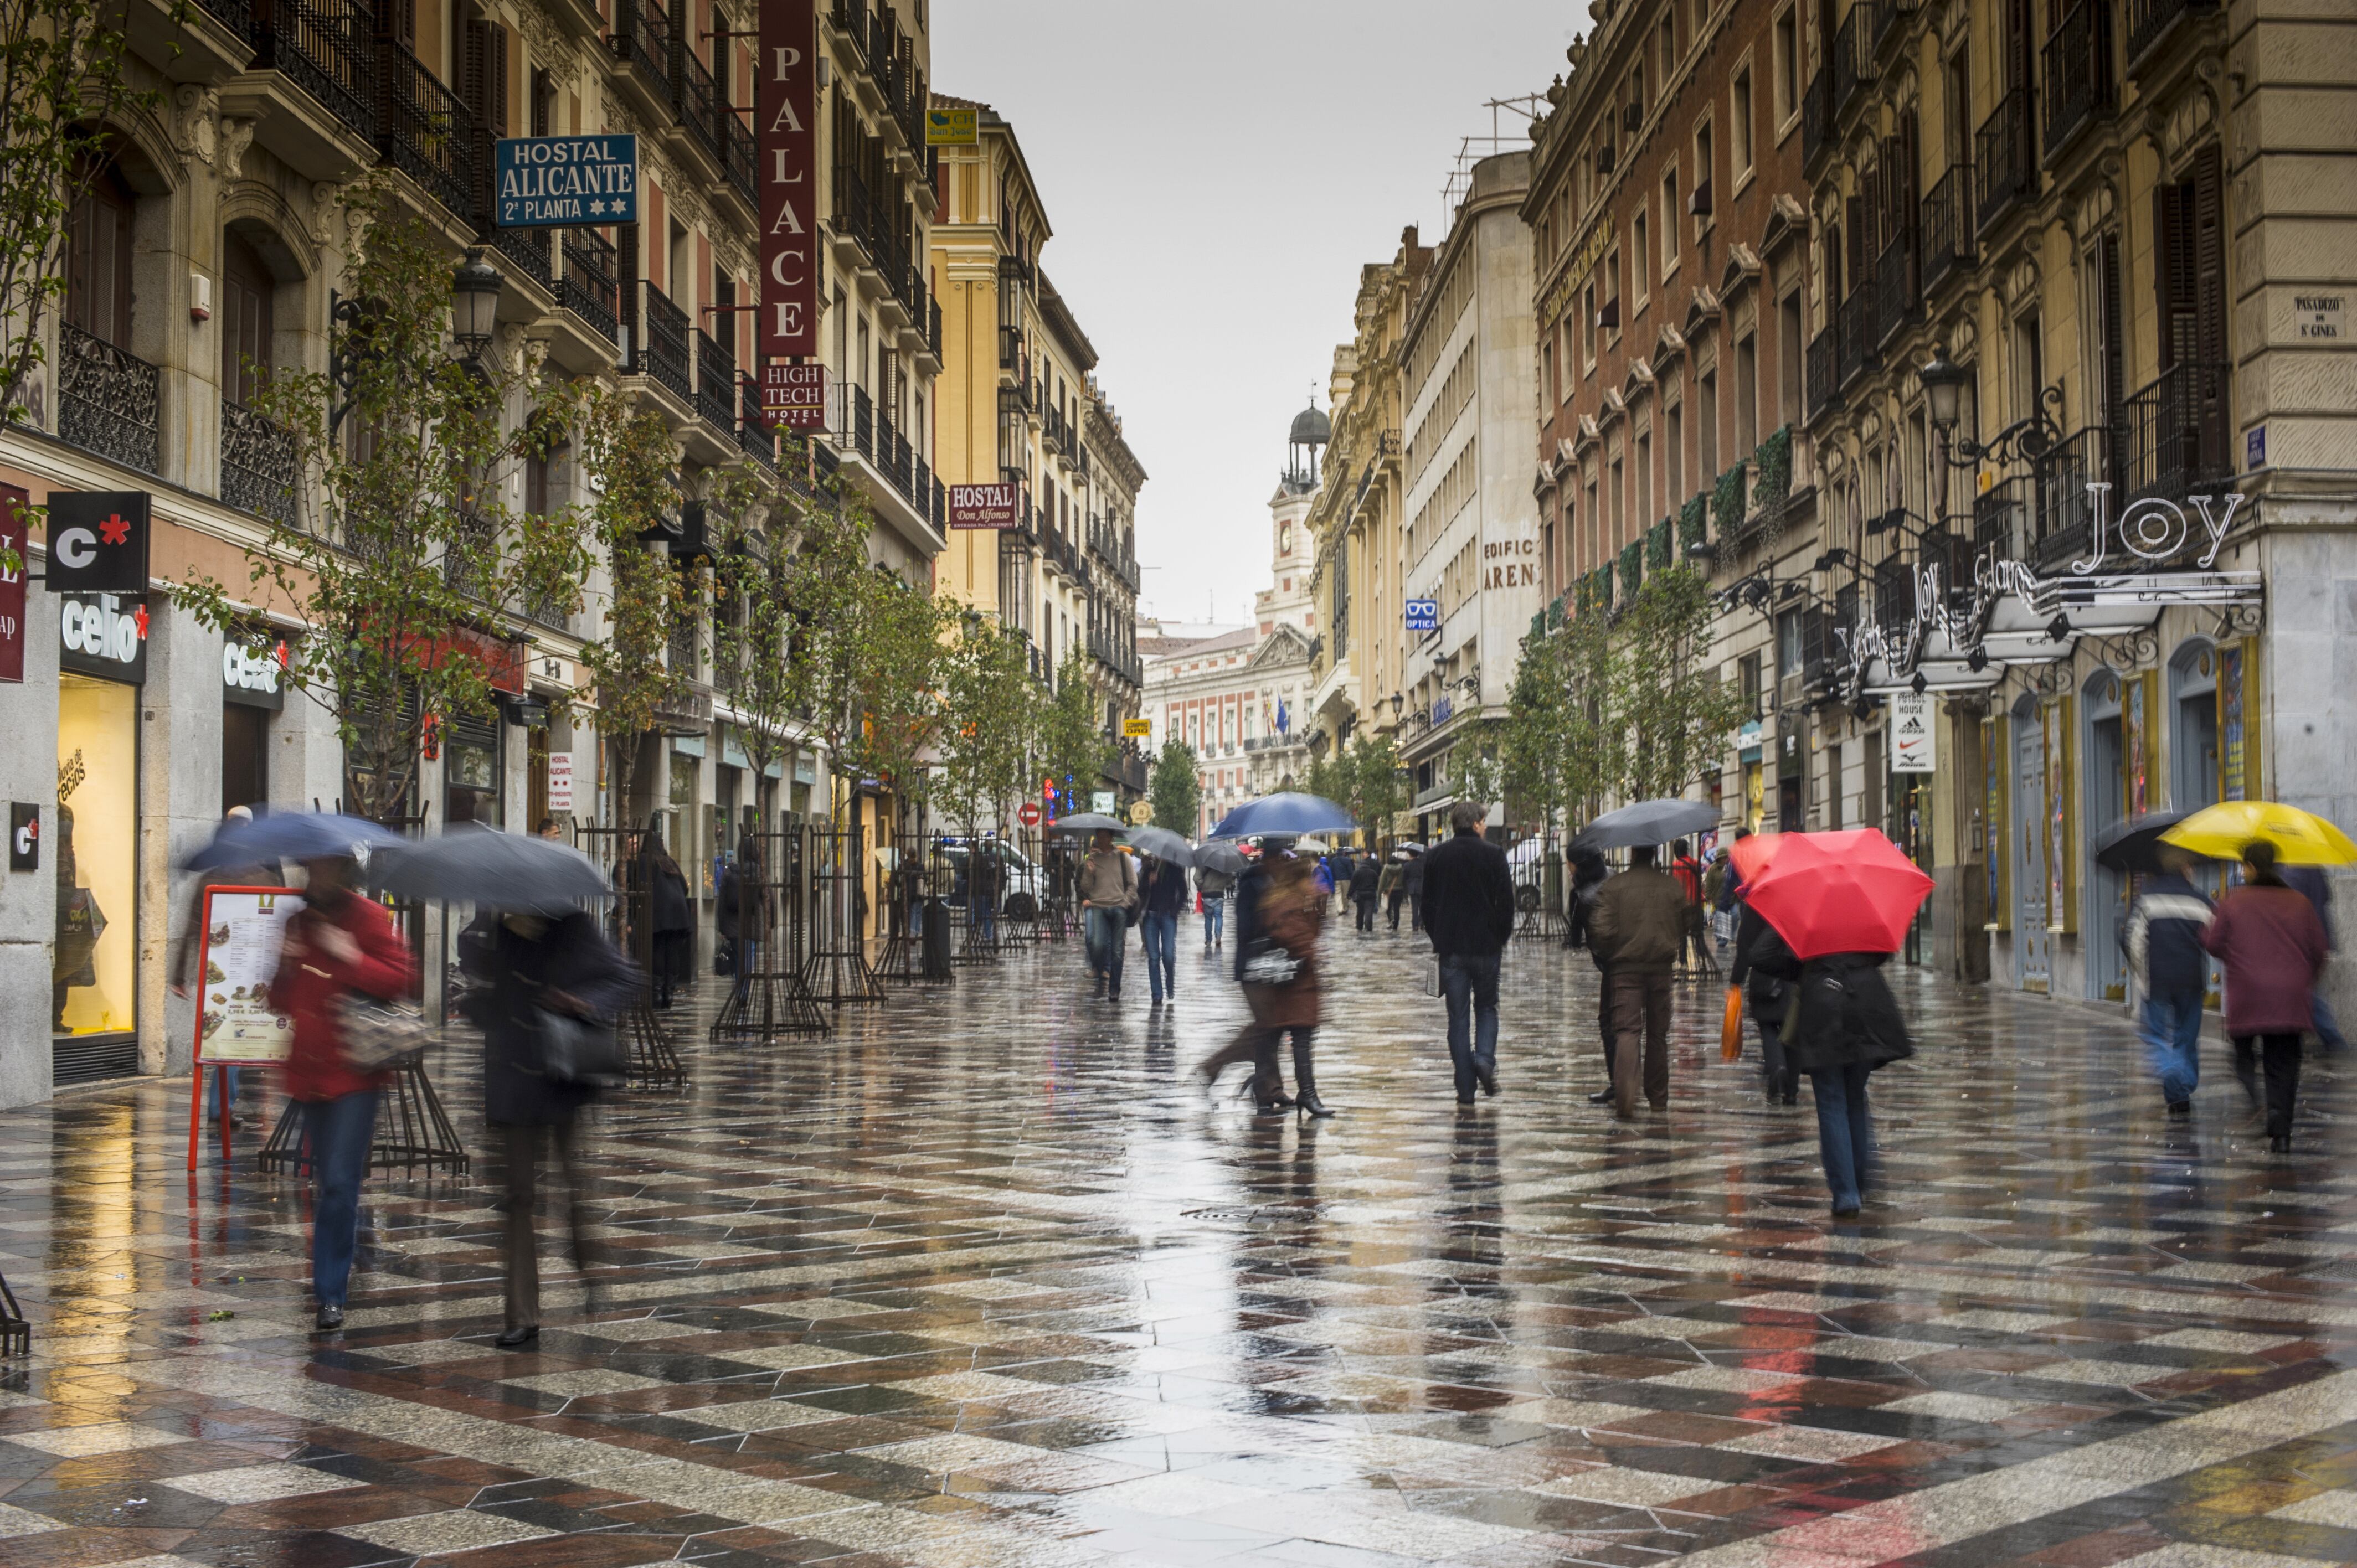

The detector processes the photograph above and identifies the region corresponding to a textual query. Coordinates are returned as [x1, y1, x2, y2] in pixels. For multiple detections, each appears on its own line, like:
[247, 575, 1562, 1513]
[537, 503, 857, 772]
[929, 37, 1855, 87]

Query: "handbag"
[338, 993, 433, 1072]
[714, 936, 737, 976]
[1425, 956, 1443, 998]
[538, 1007, 626, 1087]
[1720, 984, 1744, 1061]
[1240, 936, 1300, 987]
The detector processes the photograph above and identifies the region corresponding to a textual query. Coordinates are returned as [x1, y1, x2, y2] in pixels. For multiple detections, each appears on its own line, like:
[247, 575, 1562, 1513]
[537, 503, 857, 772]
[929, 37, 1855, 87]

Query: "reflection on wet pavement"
[0, 916, 2353, 1566]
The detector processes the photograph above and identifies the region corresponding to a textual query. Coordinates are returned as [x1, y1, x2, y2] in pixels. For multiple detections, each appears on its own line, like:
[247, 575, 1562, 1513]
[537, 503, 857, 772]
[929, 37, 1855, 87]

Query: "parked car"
[934, 837, 1042, 908]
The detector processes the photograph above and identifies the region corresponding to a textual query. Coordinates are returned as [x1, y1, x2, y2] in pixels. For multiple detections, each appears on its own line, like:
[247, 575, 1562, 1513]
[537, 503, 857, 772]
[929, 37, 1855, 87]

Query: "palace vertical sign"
[759, 0, 817, 365]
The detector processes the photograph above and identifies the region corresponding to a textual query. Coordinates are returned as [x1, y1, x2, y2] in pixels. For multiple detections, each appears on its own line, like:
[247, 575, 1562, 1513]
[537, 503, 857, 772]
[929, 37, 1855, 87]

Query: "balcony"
[1807, 322, 1840, 422]
[558, 228, 619, 342]
[927, 298, 943, 360]
[2032, 425, 2110, 571]
[251, 0, 373, 139]
[694, 328, 734, 433]
[1875, 235, 1916, 348]
[2041, 0, 2114, 160]
[374, 41, 475, 220]
[56, 323, 159, 474]
[1802, 68, 1831, 166]
[670, 30, 722, 169]
[1973, 474, 2031, 563]
[221, 401, 297, 525]
[2128, 0, 2216, 71]
[627, 281, 692, 404]
[723, 102, 754, 207]
[1836, 288, 1877, 388]
[999, 324, 1023, 372]
[737, 380, 775, 468]
[487, 223, 552, 293]
[2119, 360, 2232, 507]
[1919, 163, 1974, 291]
[610, 0, 673, 102]
[1974, 86, 2036, 233]
[1831, 3, 1878, 119]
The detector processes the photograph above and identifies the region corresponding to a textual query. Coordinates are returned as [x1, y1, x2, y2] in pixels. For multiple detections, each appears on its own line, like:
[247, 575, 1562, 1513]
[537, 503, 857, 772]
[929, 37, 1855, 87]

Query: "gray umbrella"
[1571, 798, 1721, 851]
[1047, 812, 1126, 833]
[1124, 826, 1193, 864]
[1192, 841, 1249, 876]
[369, 824, 614, 914]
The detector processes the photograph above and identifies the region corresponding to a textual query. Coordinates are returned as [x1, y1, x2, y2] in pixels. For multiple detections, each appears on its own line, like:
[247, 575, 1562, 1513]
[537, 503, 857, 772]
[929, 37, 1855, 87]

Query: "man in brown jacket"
[1077, 828, 1138, 1001]
[1588, 844, 1687, 1118]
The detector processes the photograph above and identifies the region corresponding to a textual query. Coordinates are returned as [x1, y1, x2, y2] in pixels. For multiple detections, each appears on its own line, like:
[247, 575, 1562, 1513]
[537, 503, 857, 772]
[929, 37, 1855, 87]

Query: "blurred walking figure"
[1077, 828, 1136, 1001]
[2280, 864, 2347, 1053]
[1402, 843, 1428, 931]
[270, 853, 415, 1330]
[1138, 853, 1185, 1007]
[2202, 841, 2329, 1152]
[968, 846, 1000, 946]
[1564, 843, 1608, 950]
[2127, 845, 2215, 1113]
[1197, 864, 1231, 949]
[459, 907, 640, 1345]
[1703, 847, 1735, 948]
[535, 817, 565, 840]
[1588, 844, 1686, 1118]
[717, 832, 772, 988]
[1670, 839, 1709, 968]
[1421, 802, 1515, 1105]
[1727, 893, 1799, 1104]
[637, 822, 692, 1008]
[176, 804, 282, 1127]
[1349, 853, 1381, 932]
[1197, 849, 1331, 1115]
[1379, 854, 1406, 932]
[1331, 847, 1355, 912]
[1742, 919, 1913, 1216]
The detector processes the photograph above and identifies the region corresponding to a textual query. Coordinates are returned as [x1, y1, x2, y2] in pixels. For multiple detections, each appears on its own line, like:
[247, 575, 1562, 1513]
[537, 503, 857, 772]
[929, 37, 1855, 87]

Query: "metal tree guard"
[710, 822, 832, 1037]
[257, 1052, 471, 1178]
[798, 817, 887, 1007]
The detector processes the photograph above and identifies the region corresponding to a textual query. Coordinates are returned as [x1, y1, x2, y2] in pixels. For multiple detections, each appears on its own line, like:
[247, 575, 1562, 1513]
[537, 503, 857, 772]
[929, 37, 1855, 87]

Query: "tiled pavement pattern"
[0, 921, 2353, 1568]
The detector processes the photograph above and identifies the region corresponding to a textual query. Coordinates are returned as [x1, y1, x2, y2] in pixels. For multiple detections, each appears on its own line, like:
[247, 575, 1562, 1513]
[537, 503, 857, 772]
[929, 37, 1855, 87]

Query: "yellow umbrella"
[2160, 801, 2357, 866]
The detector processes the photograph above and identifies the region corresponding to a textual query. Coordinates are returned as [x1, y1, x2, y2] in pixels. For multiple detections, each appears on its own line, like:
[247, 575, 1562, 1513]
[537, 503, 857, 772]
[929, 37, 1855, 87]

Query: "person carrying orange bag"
[1719, 984, 1744, 1061]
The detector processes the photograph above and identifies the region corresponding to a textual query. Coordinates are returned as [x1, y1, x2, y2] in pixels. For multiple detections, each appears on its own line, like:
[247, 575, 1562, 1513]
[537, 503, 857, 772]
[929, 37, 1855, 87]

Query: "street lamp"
[327, 249, 508, 432]
[1917, 345, 1970, 434]
[451, 249, 503, 361]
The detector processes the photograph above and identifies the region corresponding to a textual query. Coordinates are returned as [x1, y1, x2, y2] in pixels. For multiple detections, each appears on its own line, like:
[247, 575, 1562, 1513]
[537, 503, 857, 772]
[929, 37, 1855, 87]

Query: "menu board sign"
[192, 887, 303, 1064]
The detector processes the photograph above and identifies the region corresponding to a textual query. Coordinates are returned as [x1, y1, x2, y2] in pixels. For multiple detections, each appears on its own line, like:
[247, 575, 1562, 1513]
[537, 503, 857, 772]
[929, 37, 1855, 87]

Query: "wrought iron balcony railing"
[2041, 0, 2115, 159]
[1875, 234, 1916, 347]
[627, 281, 692, 403]
[1974, 85, 2036, 233]
[1802, 68, 1831, 164]
[695, 328, 734, 432]
[723, 101, 754, 205]
[1836, 288, 1877, 387]
[559, 228, 619, 343]
[2119, 360, 2232, 507]
[1973, 474, 2031, 564]
[487, 221, 552, 292]
[1919, 163, 1974, 291]
[670, 31, 721, 167]
[852, 382, 872, 460]
[2127, 0, 2216, 70]
[253, 0, 372, 139]
[2032, 425, 2111, 571]
[737, 379, 775, 468]
[221, 401, 298, 525]
[57, 323, 160, 474]
[374, 41, 475, 220]
[610, 0, 673, 100]
[1807, 322, 1839, 422]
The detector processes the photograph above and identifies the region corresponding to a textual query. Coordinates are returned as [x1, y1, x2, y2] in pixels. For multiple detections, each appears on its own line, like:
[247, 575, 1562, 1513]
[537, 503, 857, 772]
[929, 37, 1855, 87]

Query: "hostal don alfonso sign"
[759, 0, 817, 361]
[947, 483, 1020, 530]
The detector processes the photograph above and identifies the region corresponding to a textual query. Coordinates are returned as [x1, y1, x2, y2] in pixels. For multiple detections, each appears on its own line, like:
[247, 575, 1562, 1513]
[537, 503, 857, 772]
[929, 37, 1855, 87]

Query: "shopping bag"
[1719, 984, 1744, 1061]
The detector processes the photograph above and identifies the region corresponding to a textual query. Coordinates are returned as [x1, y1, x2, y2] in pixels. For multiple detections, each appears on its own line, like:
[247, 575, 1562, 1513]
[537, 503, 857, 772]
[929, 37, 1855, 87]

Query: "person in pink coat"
[2201, 840, 2329, 1152]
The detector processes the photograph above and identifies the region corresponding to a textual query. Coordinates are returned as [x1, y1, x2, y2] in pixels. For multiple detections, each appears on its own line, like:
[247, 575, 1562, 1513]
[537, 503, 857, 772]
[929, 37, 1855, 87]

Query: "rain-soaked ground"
[1, 910, 2354, 1568]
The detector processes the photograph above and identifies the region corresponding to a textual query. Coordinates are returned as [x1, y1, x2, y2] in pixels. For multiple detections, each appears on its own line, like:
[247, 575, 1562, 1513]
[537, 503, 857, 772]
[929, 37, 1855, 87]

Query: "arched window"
[220, 229, 273, 407]
[65, 156, 135, 349]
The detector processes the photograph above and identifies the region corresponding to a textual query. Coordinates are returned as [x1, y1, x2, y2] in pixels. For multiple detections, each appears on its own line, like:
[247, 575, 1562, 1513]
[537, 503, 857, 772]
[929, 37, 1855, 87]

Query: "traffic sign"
[1017, 801, 1042, 827]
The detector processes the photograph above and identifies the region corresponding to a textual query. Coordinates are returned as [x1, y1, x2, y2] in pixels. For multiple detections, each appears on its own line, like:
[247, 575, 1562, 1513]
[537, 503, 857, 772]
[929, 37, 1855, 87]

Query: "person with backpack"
[1077, 828, 1138, 1002]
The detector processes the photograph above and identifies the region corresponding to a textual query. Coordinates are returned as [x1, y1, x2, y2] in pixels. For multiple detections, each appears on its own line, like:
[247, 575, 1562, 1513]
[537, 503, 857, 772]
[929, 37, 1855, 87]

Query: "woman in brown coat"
[1197, 851, 1334, 1116]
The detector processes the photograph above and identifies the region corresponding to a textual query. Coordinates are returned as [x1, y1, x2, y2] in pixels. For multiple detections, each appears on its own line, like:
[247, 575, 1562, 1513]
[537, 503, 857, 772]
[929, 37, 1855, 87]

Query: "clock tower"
[1256, 401, 1325, 637]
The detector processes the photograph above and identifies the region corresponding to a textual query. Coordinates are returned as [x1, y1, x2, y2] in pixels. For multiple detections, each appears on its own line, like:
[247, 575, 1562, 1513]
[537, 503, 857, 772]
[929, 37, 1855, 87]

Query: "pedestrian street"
[0, 919, 2353, 1568]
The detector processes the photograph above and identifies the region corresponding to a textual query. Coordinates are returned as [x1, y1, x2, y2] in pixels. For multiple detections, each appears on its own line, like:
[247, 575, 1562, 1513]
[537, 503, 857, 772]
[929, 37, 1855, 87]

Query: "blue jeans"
[299, 1090, 378, 1307]
[2142, 991, 2205, 1105]
[969, 896, 996, 942]
[2312, 988, 2346, 1052]
[204, 1065, 243, 1121]
[1809, 1064, 1874, 1213]
[1439, 952, 1502, 1097]
[1084, 906, 1126, 993]
[1203, 894, 1224, 945]
[1140, 911, 1178, 1002]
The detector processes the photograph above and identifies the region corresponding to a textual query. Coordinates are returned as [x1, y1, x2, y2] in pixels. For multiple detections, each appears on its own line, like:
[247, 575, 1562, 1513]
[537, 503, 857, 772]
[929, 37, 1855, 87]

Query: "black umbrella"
[1571, 798, 1720, 851]
[369, 824, 614, 914]
[2093, 810, 2200, 875]
[1047, 812, 1125, 833]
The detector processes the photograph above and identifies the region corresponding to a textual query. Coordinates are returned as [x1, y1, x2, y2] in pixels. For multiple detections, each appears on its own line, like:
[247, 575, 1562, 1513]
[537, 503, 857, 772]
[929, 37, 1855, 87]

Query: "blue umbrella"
[1210, 792, 1356, 840]
[179, 811, 405, 871]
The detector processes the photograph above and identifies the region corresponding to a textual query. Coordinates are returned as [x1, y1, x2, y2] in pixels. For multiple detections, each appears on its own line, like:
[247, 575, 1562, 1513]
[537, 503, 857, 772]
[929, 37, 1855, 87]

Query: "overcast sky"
[932, 1, 1577, 627]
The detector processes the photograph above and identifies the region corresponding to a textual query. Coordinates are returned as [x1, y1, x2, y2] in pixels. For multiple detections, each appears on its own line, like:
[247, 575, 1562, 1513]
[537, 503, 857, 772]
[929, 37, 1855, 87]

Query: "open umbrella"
[1730, 831, 1784, 886]
[1047, 812, 1126, 833]
[181, 811, 404, 871]
[1571, 798, 1720, 851]
[2093, 811, 2196, 875]
[1743, 828, 1933, 961]
[1125, 826, 1193, 864]
[369, 824, 614, 914]
[1210, 792, 1355, 839]
[2162, 801, 2357, 866]
[1192, 841, 1249, 876]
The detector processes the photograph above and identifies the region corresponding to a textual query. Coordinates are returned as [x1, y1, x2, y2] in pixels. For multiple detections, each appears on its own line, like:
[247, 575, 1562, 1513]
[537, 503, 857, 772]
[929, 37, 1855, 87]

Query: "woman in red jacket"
[2202, 840, 2329, 1153]
[270, 854, 416, 1329]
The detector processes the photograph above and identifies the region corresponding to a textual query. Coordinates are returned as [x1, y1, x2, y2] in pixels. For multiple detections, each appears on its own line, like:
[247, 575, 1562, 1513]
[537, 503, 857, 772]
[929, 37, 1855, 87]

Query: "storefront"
[221, 633, 284, 813]
[54, 592, 146, 1084]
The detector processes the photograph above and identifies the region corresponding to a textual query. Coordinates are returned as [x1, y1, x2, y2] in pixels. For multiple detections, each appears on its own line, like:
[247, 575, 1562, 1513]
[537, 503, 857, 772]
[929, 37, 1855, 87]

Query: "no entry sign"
[1017, 802, 1042, 827]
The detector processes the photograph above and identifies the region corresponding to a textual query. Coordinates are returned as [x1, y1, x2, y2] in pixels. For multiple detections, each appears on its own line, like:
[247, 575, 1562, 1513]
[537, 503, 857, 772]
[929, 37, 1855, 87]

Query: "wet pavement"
[1, 913, 2354, 1568]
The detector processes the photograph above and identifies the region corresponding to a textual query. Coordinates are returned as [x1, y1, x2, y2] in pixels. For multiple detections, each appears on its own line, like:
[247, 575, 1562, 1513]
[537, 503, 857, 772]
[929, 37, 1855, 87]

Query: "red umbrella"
[1743, 828, 1933, 960]
[1730, 831, 1783, 885]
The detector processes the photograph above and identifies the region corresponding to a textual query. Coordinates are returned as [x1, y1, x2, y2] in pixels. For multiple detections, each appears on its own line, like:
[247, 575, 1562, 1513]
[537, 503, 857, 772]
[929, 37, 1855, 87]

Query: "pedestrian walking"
[1671, 838, 1709, 969]
[1565, 843, 1608, 950]
[176, 804, 283, 1128]
[1198, 865, 1231, 949]
[268, 853, 416, 1330]
[1703, 848, 1734, 948]
[1727, 896, 1799, 1103]
[1314, 854, 1335, 905]
[2201, 841, 2329, 1152]
[1587, 844, 1686, 1118]
[716, 832, 771, 987]
[1420, 801, 1515, 1105]
[1138, 853, 1185, 1006]
[1349, 853, 1381, 932]
[1332, 848, 1356, 912]
[2280, 863, 2348, 1053]
[1077, 828, 1137, 1001]
[637, 823, 692, 1009]
[2127, 845, 2215, 1113]
[969, 846, 1001, 945]
[1403, 844, 1428, 932]
[1741, 918, 1913, 1216]
[1379, 855, 1405, 932]
[457, 907, 640, 1346]
[1197, 848, 1332, 1116]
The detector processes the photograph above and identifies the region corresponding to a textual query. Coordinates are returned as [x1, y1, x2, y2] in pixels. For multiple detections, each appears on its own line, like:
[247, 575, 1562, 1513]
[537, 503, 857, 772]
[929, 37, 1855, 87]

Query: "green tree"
[1500, 628, 1572, 833]
[707, 452, 814, 815]
[1342, 731, 1404, 845]
[1619, 565, 1745, 801]
[1560, 595, 1627, 817]
[1150, 738, 1202, 834]
[178, 180, 593, 824]
[1301, 747, 1342, 807]
[935, 612, 1032, 835]
[1033, 646, 1111, 806]
[1450, 722, 1505, 822]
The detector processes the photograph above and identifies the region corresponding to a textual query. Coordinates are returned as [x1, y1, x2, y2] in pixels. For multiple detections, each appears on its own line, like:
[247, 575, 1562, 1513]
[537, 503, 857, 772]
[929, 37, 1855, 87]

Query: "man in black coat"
[1420, 802, 1516, 1104]
[1349, 854, 1381, 932]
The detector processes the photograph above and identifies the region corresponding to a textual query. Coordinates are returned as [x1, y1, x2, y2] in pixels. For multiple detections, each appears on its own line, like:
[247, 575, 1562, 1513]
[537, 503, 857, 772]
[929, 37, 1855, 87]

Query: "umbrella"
[1730, 831, 1784, 885]
[1209, 792, 1355, 839]
[1124, 826, 1193, 864]
[1743, 828, 1933, 961]
[2162, 801, 2357, 866]
[1192, 842, 1249, 876]
[1394, 841, 1427, 854]
[1571, 798, 1720, 851]
[369, 824, 614, 914]
[181, 811, 404, 871]
[1047, 812, 1126, 833]
[2093, 811, 2197, 875]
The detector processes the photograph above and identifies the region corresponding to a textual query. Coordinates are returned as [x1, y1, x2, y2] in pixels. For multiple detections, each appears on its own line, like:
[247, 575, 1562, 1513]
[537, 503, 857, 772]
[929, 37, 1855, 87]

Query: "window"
[1632, 212, 1650, 306]
[65, 157, 135, 349]
[1660, 167, 1680, 274]
[1693, 122, 1714, 234]
[1735, 333, 1758, 453]
[1739, 652, 1764, 716]
[1637, 431, 1653, 524]
[1773, 8, 1798, 125]
[1582, 282, 1597, 367]
[1660, 14, 1677, 77]
[220, 230, 273, 408]
[1667, 403, 1685, 502]
[1611, 456, 1625, 546]
[1775, 608, 1803, 680]
[1732, 68, 1754, 179]
[1779, 291, 1803, 427]
[1699, 369, 1719, 478]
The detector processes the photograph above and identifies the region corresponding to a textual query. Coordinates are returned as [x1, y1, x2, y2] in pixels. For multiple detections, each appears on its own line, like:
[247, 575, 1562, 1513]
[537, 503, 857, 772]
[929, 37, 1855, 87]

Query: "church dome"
[1288, 403, 1331, 447]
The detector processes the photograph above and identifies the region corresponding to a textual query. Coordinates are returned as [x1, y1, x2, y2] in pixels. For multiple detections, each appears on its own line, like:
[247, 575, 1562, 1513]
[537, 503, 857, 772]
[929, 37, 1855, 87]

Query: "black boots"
[1291, 1036, 1334, 1118]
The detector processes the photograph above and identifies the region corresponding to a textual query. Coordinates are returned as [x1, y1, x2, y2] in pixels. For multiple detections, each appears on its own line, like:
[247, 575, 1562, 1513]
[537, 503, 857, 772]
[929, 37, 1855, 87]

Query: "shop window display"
[55, 675, 137, 1043]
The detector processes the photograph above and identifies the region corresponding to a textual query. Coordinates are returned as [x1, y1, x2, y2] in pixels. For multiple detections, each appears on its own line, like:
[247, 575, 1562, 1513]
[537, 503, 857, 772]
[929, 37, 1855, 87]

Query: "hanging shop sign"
[547, 750, 575, 813]
[758, 0, 817, 360]
[493, 135, 638, 227]
[46, 491, 150, 595]
[58, 592, 148, 683]
[222, 636, 287, 710]
[0, 485, 25, 683]
[1890, 694, 1936, 773]
[1121, 717, 1152, 739]
[948, 482, 1021, 529]
[8, 803, 35, 871]
[1405, 597, 1440, 632]
[760, 362, 825, 429]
